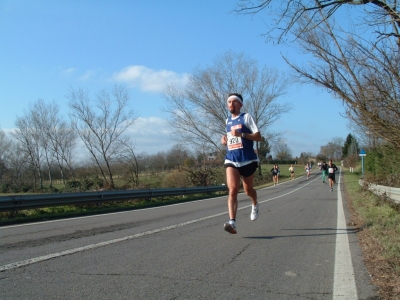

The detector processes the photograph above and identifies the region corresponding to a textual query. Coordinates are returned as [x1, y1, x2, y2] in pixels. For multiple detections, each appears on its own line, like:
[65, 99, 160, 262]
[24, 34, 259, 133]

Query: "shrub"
[0, 183, 10, 193]
[66, 180, 81, 189]
[162, 169, 191, 188]
[365, 144, 400, 187]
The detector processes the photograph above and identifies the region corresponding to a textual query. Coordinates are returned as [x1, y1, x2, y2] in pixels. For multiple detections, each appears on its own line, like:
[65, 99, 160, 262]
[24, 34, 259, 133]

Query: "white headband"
[227, 95, 243, 105]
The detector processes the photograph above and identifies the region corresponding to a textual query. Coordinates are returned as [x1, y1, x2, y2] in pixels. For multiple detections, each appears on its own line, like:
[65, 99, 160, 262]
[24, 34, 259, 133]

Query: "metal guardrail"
[0, 186, 228, 212]
[359, 179, 400, 204]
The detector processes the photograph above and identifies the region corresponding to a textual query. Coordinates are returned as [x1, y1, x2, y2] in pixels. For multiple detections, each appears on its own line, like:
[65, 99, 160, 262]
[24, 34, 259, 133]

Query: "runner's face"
[227, 99, 241, 114]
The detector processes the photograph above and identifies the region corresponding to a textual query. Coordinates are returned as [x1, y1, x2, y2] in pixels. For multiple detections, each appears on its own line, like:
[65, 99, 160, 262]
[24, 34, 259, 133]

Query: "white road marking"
[333, 170, 358, 299]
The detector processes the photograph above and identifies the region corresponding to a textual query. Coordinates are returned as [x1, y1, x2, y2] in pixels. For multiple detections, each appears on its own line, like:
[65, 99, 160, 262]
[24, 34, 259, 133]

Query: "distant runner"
[276, 164, 280, 184]
[321, 161, 328, 183]
[289, 164, 295, 180]
[271, 164, 279, 186]
[305, 163, 311, 180]
[328, 159, 338, 191]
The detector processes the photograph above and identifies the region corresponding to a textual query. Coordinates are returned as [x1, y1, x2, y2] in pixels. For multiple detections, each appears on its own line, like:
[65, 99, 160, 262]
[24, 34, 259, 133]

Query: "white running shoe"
[224, 220, 237, 234]
[250, 203, 259, 221]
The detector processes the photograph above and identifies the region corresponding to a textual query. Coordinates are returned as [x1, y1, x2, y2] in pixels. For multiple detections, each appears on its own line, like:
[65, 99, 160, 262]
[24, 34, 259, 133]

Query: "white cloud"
[61, 67, 76, 75]
[126, 117, 176, 154]
[112, 65, 189, 93]
[79, 69, 97, 81]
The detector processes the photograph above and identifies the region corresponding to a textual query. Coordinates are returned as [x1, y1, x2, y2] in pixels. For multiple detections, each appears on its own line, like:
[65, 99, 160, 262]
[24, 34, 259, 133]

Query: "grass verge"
[343, 169, 400, 299]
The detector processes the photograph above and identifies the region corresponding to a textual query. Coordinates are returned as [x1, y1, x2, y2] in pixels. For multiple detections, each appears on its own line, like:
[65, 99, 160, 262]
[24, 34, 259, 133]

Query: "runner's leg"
[242, 173, 257, 206]
[226, 167, 241, 220]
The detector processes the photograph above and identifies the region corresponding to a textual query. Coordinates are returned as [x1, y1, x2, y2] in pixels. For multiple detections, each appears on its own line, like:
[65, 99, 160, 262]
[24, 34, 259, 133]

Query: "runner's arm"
[242, 131, 261, 141]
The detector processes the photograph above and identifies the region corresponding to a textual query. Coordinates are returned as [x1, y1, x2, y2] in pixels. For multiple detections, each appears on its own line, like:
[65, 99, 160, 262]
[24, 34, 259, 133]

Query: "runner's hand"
[221, 135, 227, 145]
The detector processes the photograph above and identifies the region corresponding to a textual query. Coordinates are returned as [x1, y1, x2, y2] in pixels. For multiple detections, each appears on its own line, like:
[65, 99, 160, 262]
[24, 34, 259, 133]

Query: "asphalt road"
[0, 170, 379, 299]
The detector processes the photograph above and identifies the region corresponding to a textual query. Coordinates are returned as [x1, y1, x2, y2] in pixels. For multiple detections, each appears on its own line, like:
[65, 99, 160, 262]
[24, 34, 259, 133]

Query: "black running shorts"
[224, 161, 258, 177]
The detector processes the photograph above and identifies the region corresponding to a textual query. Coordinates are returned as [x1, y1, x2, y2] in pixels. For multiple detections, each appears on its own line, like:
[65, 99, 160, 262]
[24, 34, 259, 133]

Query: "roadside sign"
[359, 149, 366, 177]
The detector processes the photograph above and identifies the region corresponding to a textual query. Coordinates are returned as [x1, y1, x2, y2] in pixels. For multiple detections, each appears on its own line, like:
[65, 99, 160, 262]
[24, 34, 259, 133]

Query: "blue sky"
[0, 0, 350, 157]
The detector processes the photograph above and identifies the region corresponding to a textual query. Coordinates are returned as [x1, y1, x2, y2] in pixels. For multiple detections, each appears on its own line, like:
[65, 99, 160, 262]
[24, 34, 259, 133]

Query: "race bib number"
[329, 167, 334, 173]
[227, 125, 243, 150]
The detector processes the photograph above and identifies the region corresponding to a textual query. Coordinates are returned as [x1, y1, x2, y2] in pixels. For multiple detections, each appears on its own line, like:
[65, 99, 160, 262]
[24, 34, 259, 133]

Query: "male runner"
[221, 93, 262, 234]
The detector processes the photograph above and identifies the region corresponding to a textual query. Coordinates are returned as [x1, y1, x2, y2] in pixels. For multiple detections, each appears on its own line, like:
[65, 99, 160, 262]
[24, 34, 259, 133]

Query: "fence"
[359, 179, 400, 204]
[0, 185, 228, 212]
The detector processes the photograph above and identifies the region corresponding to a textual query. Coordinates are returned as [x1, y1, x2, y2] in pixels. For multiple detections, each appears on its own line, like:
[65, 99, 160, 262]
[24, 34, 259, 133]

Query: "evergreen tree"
[342, 134, 359, 157]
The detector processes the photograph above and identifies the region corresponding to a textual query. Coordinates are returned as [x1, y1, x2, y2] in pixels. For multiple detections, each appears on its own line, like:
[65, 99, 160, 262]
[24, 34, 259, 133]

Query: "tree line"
[0, 85, 185, 192]
[0, 110, 227, 193]
[0, 51, 296, 192]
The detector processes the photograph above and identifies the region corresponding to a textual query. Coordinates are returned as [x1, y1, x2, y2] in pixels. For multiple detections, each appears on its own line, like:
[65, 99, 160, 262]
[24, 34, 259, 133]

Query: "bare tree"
[33, 100, 77, 185]
[165, 146, 192, 170]
[235, 1, 400, 45]
[29, 100, 56, 187]
[319, 137, 344, 160]
[148, 152, 167, 172]
[319, 144, 334, 161]
[0, 127, 11, 160]
[68, 85, 137, 189]
[13, 113, 44, 189]
[0, 127, 11, 183]
[5, 141, 30, 189]
[14, 100, 78, 188]
[298, 152, 314, 165]
[163, 51, 291, 155]
[235, 1, 400, 148]
[285, 16, 400, 148]
[273, 138, 293, 161]
[332, 137, 344, 159]
[116, 141, 140, 188]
